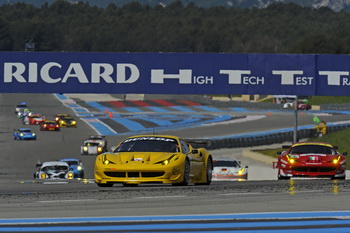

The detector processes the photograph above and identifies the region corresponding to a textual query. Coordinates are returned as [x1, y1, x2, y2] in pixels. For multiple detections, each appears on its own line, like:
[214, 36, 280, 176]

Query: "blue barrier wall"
[1, 52, 350, 96]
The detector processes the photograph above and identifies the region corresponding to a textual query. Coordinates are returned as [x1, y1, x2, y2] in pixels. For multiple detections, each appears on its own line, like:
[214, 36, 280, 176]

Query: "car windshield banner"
[1, 52, 350, 96]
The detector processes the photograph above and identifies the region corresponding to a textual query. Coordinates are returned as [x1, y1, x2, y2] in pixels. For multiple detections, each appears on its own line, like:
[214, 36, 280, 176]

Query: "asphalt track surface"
[2, 93, 350, 232]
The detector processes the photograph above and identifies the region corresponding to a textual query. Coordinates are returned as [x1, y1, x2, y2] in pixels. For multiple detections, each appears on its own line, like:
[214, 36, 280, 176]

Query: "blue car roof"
[18, 128, 32, 131]
[59, 158, 80, 162]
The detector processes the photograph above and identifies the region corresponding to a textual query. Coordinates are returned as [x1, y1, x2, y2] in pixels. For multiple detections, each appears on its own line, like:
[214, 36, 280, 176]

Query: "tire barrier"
[202, 124, 350, 150]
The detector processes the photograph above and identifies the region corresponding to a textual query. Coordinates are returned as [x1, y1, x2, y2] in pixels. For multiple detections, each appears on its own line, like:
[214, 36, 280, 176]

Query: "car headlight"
[333, 156, 341, 164]
[83, 146, 88, 151]
[286, 155, 298, 164]
[156, 154, 178, 165]
[238, 168, 245, 175]
[72, 121, 76, 124]
[20, 133, 24, 136]
[40, 173, 47, 179]
[77, 166, 82, 171]
[102, 154, 114, 165]
[32, 133, 35, 136]
[67, 172, 74, 179]
[60, 120, 64, 124]
[98, 147, 103, 152]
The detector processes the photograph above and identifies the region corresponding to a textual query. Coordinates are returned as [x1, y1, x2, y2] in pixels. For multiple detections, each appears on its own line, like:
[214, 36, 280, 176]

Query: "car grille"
[104, 172, 165, 178]
[292, 167, 336, 172]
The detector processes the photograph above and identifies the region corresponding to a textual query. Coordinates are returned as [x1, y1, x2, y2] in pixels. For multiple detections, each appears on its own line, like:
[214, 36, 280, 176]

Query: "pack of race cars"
[15, 102, 348, 184]
[14, 102, 86, 180]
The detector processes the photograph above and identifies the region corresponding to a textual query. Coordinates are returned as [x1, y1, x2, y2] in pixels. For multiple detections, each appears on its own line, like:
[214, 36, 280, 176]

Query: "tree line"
[1, 0, 350, 54]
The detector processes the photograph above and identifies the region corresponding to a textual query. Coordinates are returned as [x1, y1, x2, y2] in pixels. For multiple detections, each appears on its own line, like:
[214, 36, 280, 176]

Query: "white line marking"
[134, 195, 187, 199]
[38, 199, 97, 203]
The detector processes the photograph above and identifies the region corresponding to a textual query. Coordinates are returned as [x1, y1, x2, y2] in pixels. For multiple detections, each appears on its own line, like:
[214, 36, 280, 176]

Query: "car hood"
[105, 152, 180, 164]
[288, 153, 340, 162]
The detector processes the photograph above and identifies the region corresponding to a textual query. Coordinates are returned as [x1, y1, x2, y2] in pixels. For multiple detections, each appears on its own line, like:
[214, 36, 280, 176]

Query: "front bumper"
[19, 135, 36, 140]
[279, 163, 345, 178]
[94, 162, 184, 185]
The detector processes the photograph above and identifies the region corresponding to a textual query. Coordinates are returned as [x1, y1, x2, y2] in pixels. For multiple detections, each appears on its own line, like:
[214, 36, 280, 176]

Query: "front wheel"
[195, 157, 213, 185]
[173, 159, 190, 186]
[96, 183, 113, 187]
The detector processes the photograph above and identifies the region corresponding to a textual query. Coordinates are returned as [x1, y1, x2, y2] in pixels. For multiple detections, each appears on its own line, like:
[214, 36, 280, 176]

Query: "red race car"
[277, 142, 347, 180]
[40, 120, 60, 131]
[23, 114, 46, 125]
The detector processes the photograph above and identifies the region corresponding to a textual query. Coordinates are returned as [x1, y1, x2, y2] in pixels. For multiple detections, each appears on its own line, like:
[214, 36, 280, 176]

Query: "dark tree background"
[1, 0, 350, 54]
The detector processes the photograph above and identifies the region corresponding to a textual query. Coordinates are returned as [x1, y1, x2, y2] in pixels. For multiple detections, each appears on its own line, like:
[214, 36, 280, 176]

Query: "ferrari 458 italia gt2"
[277, 142, 347, 180]
[94, 135, 213, 187]
[40, 120, 60, 131]
[59, 116, 77, 128]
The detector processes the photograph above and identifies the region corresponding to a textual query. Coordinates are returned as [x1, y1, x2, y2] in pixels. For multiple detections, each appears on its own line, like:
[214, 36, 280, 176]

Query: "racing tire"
[332, 176, 346, 180]
[278, 175, 290, 180]
[173, 159, 190, 186]
[195, 156, 213, 185]
[96, 183, 113, 187]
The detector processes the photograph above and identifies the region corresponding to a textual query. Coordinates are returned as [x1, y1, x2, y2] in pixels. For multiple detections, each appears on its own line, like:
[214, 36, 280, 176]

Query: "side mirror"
[111, 146, 116, 152]
[245, 166, 249, 168]
[192, 149, 198, 154]
[343, 152, 348, 156]
[277, 151, 282, 155]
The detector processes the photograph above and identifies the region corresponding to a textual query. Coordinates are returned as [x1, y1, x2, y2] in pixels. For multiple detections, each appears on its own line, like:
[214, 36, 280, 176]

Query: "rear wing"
[185, 139, 212, 148]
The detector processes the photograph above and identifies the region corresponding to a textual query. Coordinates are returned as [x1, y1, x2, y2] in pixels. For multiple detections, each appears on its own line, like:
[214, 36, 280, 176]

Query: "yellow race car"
[94, 135, 213, 187]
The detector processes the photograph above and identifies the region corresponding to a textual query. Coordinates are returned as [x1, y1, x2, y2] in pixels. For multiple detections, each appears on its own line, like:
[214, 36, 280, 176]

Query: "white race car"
[34, 161, 74, 180]
[86, 135, 107, 150]
[212, 158, 248, 181]
[81, 140, 105, 155]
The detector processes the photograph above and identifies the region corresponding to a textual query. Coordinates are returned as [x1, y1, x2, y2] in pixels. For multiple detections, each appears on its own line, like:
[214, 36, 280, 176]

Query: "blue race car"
[59, 158, 84, 179]
[13, 128, 36, 140]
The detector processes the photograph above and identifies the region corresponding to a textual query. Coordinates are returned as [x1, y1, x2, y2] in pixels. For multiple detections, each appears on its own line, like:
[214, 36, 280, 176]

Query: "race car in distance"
[34, 161, 74, 179]
[94, 135, 213, 187]
[81, 140, 105, 155]
[23, 113, 46, 125]
[59, 158, 84, 179]
[283, 101, 312, 110]
[54, 114, 70, 123]
[13, 128, 36, 140]
[212, 158, 248, 181]
[86, 135, 107, 150]
[40, 120, 60, 131]
[15, 102, 28, 114]
[59, 116, 77, 128]
[276, 142, 347, 180]
[17, 109, 32, 119]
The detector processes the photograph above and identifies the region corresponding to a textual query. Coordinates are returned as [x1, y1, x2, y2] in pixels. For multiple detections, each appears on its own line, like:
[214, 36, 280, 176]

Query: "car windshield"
[85, 142, 100, 146]
[289, 145, 336, 155]
[17, 104, 27, 108]
[19, 129, 31, 133]
[115, 137, 179, 153]
[42, 165, 68, 172]
[63, 161, 79, 166]
[214, 160, 240, 167]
